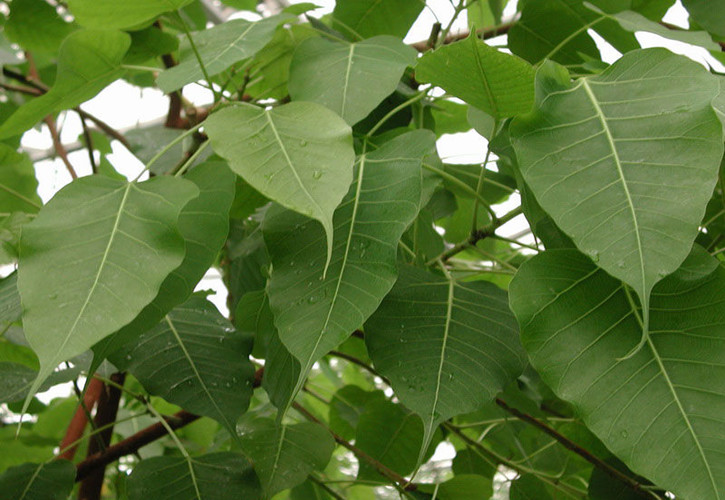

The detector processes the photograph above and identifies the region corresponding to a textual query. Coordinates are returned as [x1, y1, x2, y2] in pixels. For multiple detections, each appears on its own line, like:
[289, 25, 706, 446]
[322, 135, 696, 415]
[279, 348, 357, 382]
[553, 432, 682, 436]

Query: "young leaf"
[111, 296, 255, 433]
[415, 34, 535, 119]
[365, 265, 527, 461]
[289, 36, 416, 125]
[509, 247, 725, 500]
[127, 452, 262, 500]
[5, 0, 77, 54]
[510, 49, 723, 353]
[0, 30, 131, 139]
[205, 102, 355, 272]
[0, 460, 75, 500]
[263, 130, 434, 413]
[17, 176, 199, 414]
[237, 419, 335, 497]
[92, 161, 235, 365]
[66, 0, 194, 29]
[331, 0, 424, 39]
[157, 15, 292, 93]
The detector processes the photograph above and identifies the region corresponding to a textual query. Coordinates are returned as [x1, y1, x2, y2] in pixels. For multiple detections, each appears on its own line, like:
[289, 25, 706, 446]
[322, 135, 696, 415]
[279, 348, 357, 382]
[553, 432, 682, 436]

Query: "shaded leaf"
[415, 34, 535, 119]
[67, 0, 194, 29]
[418, 475, 492, 500]
[509, 474, 553, 500]
[365, 265, 526, 455]
[0, 460, 75, 500]
[112, 296, 255, 433]
[0, 273, 22, 332]
[263, 130, 433, 411]
[237, 419, 335, 497]
[510, 49, 723, 345]
[127, 452, 261, 500]
[205, 101, 355, 270]
[0, 30, 131, 138]
[509, 247, 725, 499]
[289, 36, 416, 125]
[332, 0, 424, 39]
[682, 0, 725, 37]
[329, 385, 386, 441]
[17, 176, 198, 411]
[157, 15, 291, 92]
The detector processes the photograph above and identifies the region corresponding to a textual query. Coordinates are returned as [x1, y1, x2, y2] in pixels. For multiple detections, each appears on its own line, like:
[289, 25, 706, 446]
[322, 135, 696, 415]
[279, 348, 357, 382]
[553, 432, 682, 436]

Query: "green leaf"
[0, 30, 131, 139]
[508, 247, 725, 500]
[329, 385, 386, 441]
[263, 130, 434, 412]
[355, 399, 434, 480]
[332, 0, 424, 39]
[66, 0, 194, 29]
[125, 126, 184, 176]
[0, 460, 75, 500]
[510, 49, 723, 350]
[419, 475, 493, 500]
[509, 474, 553, 500]
[112, 296, 255, 433]
[157, 15, 291, 93]
[262, 328, 301, 412]
[92, 161, 235, 366]
[205, 101, 355, 277]
[5, 0, 77, 54]
[127, 452, 262, 500]
[237, 419, 335, 497]
[415, 34, 535, 119]
[0, 363, 37, 404]
[365, 265, 526, 458]
[682, 0, 725, 37]
[451, 448, 496, 478]
[17, 176, 199, 413]
[588, 468, 641, 500]
[0, 145, 41, 212]
[288, 36, 416, 125]
[125, 27, 180, 65]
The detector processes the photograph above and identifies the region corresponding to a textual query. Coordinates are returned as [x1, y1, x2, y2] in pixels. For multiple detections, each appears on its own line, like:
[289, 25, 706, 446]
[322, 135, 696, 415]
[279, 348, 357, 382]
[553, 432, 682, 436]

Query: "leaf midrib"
[430, 277, 455, 434]
[646, 335, 719, 498]
[580, 79, 646, 296]
[54, 183, 131, 366]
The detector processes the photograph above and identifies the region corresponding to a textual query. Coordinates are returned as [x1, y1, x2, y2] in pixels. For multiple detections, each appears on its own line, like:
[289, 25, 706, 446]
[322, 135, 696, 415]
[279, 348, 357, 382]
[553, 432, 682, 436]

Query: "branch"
[291, 402, 416, 492]
[58, 378, 104, 461]
[78, 373, 125, 500]
[74, 367, 264, 481]
[410, 22, 515, 52]
[495, 398, 657, 499]
[44, 115, 78, 179]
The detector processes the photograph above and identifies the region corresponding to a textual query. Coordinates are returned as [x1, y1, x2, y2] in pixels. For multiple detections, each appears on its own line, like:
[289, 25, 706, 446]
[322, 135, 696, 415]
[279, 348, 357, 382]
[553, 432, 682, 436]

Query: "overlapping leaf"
[682, 0, 725, 37]
[17, 176, 198, 412]
[0, 460, 75, 500]
[415, 34, 535, 119]
[0, 30, 131, 139]
[205, 101, 355, 270]
[331, 0, 424, 39]
[93, 161, 235, 364]
[237, 419, 334, 497]
[365, 265, 526, 456]
[289, 36, 416, 125]
[510, 49, 723, 347]
[0, 145, 41, 216]
[66, 0, 194, 29]
[509, 247, 725, 499]
[112, 296, 255, 433]
[5, 0, 77, 54]
[157, 15, 291, 92]
[127, 452, 261, 500]
[263, 130, 434, 412]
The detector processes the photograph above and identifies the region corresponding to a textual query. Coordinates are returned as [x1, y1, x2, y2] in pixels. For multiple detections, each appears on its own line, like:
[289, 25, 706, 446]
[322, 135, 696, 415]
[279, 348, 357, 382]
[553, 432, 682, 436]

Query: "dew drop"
[299, 140, 308, 147]
[308, 295, 318, 304]
[620, 430, 629, 438]
[589, 250, 600, 262]
[312, 170, 322, 179]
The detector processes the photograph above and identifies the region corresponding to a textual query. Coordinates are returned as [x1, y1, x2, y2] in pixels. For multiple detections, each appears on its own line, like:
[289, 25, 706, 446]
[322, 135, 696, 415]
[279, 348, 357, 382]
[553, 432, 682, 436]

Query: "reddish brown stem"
[78, 373, 126, 500]
[58, 378, 104, 461]
[44, 115, 78, 179]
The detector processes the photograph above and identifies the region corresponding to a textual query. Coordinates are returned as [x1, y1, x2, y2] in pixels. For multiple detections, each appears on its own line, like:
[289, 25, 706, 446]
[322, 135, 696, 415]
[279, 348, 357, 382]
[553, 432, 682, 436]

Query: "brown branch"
[79, 373, 126, 500]
[74, 367, 264, 481]
[44, 115, 78, 179]
[79, 113, 98, 174]
[410, 22, 515, 52]
[495, 398, 656, 499]
[0, 82, 42, 96]
[74, 109, 132, 150]
[58, 378, 104, 461]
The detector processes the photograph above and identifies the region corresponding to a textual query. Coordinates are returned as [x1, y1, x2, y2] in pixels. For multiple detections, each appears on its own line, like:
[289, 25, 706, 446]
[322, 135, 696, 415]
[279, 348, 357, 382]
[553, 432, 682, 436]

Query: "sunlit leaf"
[331, 0, 424, 39]
[66, 0, 194, 29]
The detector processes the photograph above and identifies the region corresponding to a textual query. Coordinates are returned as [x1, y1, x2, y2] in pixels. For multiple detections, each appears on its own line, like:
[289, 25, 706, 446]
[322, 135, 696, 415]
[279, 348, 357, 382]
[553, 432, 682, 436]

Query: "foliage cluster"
[1, 0, 725, 499]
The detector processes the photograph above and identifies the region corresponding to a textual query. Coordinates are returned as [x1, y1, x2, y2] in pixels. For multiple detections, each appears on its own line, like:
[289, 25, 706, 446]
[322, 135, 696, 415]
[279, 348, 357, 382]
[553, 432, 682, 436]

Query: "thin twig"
[44, 116, 78, 179]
